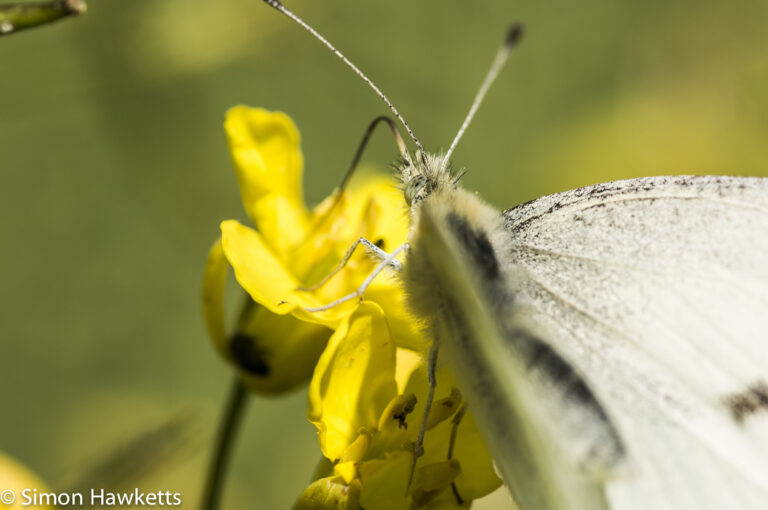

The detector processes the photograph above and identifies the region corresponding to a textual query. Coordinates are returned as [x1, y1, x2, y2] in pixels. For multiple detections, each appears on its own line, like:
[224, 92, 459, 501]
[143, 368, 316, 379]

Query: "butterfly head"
[399, 152, 462, 206]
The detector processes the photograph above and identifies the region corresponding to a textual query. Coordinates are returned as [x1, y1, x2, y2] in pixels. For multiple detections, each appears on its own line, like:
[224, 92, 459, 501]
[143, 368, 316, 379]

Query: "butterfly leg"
[408, 340, 440, 490]
[298, 237, 401, 291]
[447, 403, 469, 504]
[304, 242, 408, 312]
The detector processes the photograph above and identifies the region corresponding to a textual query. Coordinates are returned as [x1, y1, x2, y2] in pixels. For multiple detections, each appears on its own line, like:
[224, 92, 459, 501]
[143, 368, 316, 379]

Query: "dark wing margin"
[504, 175, 768, 233]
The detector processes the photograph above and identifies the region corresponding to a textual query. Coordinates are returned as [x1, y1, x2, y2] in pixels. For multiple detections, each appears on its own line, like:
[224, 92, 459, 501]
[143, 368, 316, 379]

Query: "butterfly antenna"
[263, 0, 426, 158]
[442, 23, 524, 170]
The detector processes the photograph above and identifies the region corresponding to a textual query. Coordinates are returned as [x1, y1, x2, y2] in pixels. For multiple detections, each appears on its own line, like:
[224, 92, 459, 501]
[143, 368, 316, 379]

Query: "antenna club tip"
[505, 22, 525, 48]
[263, 0, 283, 7]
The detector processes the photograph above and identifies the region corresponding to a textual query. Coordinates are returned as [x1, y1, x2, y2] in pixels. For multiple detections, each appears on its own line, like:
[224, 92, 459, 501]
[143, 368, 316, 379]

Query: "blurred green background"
[1, 0, 767, 508]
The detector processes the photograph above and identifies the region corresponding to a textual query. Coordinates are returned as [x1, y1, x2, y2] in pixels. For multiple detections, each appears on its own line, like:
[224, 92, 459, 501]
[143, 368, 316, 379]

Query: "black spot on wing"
[508, 327, 627, 464]
[724, 380, 768, 424]
[229, 332, 270, 375]
[446, 212, 499, 280]
[441, 292, 626, 468]
[516, 330, 606, 412]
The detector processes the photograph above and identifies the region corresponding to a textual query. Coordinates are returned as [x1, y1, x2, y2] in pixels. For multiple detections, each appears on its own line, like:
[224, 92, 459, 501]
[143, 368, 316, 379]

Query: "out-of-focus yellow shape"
[0, 453, 52, 510]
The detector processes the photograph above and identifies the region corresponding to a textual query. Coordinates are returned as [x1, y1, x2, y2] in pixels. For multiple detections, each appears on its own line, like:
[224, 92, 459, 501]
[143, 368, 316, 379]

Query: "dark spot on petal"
[229, 332, 270, 375]
[374, 238, 386, 249]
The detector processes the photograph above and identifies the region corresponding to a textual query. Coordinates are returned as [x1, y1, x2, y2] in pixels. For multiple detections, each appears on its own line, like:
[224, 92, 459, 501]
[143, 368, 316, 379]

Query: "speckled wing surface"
[502, 175, 768, 509]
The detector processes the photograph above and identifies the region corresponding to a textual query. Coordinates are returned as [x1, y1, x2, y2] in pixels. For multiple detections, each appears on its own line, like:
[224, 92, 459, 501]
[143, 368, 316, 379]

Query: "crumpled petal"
[308, 302, 398, 460]
[225, 106, 309, 255]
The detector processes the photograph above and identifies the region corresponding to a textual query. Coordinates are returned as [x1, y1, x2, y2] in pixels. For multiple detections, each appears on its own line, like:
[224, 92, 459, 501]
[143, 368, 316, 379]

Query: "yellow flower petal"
[0, 453, 51, 510]
[426, 388, 462, 430]
[406, 443, 465, 507]
[412, 459, 462, 493]
[334, 461, 358, 485]
[285, 190, 364, 289]
[202, 237, 229, 358]
[377, 393, 417, 432]
[291, 175, 405, 288]
[342, 176, 425, 351]
[357, 453, 411, 510]
[402, 365, 501, 501]
[234, 301, 331, 394]
[220, 219, 354, 326]
[344, 175, 408, 253]
[297, 175, 426, 352]
[340, 430, 372, 464]
[225, 106, 309, 254]
[308, 302, 398, 460]
[440, 411, 502, 501]
[203, 234, 333, 394]
[422, 496, 468, 510]
[293, 476, 360, 510]
[395, 348, 423, 394]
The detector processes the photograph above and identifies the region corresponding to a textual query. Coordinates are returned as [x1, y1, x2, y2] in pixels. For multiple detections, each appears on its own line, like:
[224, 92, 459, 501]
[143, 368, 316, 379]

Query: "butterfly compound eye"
[404, 176, 427, 206]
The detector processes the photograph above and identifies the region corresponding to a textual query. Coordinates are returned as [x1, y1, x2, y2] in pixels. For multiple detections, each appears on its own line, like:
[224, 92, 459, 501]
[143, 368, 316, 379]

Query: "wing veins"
[512, 258, 673, 371]
[513, 258, 768, 483]
[514, 246, 763, 389]
[514, 244, 766, 302]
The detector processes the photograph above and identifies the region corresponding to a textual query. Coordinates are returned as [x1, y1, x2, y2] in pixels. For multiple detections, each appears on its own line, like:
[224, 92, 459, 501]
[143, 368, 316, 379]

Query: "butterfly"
[264, 1, 768, 508]
[405, 173, 768, 509]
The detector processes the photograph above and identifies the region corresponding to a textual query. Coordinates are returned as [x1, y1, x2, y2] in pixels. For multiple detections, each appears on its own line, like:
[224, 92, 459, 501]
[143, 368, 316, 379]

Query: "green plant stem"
[0, 0, 86, 36]
[201, 376, 248, 510]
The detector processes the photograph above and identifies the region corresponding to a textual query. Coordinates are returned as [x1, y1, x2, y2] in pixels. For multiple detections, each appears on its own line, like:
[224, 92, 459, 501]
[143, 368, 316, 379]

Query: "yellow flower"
[204, 106, 500, 507]
[202, 105, 418, 394]
[296, 303, 501, 510]
[0, 453, 52, 510]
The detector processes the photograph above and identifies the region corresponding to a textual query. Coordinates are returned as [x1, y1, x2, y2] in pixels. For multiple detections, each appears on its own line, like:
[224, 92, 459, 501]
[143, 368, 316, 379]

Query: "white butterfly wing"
[503, 175, 768, 509]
